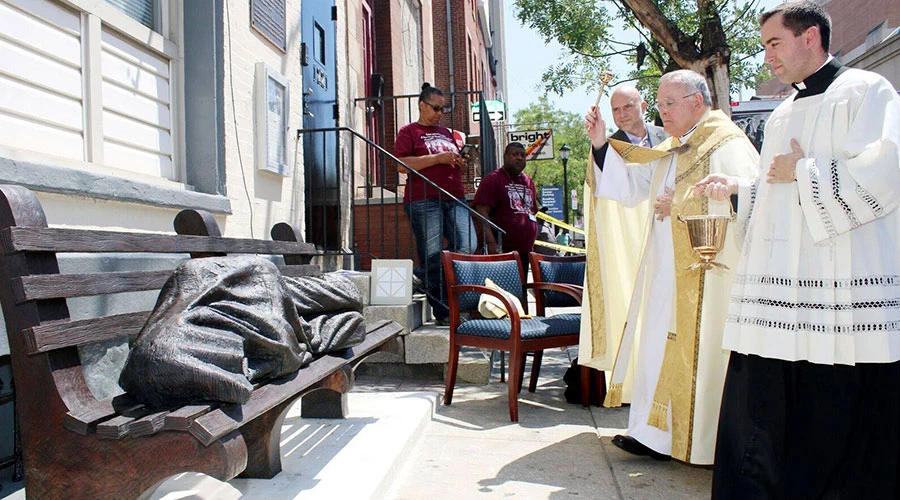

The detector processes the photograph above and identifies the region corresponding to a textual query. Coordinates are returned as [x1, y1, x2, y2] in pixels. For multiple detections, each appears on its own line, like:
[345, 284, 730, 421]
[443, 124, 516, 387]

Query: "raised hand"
[584, 106, 608, 149]
[768, 139, 802, 183]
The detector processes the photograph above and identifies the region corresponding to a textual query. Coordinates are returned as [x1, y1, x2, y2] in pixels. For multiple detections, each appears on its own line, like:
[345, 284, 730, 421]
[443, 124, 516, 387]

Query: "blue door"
[301, 0, 338, 249]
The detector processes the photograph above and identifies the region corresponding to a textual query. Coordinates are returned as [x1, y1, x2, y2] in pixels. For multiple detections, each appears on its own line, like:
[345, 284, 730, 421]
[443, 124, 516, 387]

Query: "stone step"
[363, 300, 423, 336]
[143, 391, 437, 500]
[403, 324, 449, 364]
[356, 346, 492, 385]
[401, 325, 492, 384]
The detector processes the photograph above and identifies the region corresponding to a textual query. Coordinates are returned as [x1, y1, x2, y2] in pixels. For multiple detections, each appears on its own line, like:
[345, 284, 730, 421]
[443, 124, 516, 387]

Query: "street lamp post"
[559, 144, 571, 224]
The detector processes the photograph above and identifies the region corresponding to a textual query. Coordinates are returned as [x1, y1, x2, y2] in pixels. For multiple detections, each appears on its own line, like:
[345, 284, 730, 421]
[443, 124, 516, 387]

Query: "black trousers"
[712, 352, 900, 500]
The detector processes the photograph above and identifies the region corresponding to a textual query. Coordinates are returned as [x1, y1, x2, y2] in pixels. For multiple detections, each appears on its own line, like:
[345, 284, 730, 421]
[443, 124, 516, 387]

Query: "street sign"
[471, 100, 506, 122]
[508, 129, 553, 161]
[541, 186, 564, 221]
[571, 189, 578, 211]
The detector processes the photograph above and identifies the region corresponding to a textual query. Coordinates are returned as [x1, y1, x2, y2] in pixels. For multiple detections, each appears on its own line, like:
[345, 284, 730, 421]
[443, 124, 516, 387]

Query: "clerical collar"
[791, 56, 846, 99]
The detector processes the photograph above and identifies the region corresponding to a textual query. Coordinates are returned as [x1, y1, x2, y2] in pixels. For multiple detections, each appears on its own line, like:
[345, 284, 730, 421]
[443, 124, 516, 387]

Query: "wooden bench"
[0, 184, 403, 499]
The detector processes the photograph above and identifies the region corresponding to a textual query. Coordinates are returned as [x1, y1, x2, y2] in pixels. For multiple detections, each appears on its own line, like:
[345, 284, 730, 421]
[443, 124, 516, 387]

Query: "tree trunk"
[622, 0, 733, 115]
[706, 61, 733, 116]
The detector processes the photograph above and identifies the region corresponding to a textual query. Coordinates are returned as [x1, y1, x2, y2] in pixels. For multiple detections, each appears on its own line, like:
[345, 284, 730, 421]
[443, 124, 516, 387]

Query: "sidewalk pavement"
[372, 346, 712, 500]
[0, 346, 712, 500]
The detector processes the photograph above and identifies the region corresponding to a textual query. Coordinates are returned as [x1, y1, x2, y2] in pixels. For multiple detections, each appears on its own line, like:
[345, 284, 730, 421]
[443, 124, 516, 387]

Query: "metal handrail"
[296, 126, 505, 236]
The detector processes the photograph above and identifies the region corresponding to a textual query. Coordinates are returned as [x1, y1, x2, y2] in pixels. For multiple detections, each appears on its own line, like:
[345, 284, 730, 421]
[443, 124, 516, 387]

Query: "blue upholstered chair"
[529, 252, 605, 407]
[441, 251, 582, 422]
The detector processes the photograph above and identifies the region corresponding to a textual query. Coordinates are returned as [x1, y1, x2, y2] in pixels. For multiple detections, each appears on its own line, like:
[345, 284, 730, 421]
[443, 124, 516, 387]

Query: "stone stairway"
[341, 269, 492, 384]
[360, 294, 493, 384]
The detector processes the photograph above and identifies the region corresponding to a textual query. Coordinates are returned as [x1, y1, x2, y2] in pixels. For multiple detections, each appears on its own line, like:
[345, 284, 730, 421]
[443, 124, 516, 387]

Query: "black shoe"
[611, 434, 671, 461]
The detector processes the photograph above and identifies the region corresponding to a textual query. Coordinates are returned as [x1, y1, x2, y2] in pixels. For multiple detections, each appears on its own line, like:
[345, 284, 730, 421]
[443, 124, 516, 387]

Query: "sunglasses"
[424, 102, 451, 114]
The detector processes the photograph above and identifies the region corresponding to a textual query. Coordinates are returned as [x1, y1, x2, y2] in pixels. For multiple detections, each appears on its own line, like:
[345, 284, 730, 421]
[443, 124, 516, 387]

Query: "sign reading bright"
[508, 129, 554, 161]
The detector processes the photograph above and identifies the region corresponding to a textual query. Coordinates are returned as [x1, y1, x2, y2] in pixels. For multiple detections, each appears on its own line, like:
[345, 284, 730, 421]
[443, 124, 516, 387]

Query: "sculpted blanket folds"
[119, 256, 366, 408]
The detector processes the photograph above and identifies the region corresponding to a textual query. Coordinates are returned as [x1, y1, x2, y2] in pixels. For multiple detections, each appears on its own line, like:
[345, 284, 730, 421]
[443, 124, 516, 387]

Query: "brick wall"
[824, 0, 899, 57]
[352, 198, 486, 269]
[353, 201, 417, 269]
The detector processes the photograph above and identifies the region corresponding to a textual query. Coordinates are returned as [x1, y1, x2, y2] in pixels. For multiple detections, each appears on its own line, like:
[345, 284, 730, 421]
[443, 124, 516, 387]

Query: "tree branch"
[607, 1, 667, 72]
[571, 46, 635, 58]
[621, 0, 699, 67]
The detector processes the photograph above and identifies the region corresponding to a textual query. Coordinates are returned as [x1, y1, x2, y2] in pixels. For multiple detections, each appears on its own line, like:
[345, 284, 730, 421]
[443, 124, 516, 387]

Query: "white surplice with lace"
[728, 69, 900, 365]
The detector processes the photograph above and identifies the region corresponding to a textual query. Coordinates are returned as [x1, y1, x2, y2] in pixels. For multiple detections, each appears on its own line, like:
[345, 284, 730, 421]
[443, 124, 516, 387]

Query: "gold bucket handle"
[676, 187, 735, 223]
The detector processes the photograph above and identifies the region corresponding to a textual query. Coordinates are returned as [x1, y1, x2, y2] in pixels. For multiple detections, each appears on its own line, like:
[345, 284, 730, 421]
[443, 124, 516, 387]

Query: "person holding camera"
[395, 83, 476, 325]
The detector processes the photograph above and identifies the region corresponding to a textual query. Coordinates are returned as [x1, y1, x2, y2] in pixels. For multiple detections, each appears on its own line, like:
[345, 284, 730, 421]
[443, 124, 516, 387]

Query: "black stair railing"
[295, 126, 504, 318]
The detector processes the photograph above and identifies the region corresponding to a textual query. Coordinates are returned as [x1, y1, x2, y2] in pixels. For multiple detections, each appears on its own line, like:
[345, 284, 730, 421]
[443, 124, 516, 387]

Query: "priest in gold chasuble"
[581, 70, 759, 464]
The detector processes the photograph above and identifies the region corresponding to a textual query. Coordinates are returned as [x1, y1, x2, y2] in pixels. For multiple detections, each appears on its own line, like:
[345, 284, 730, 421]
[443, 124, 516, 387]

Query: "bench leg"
[301, 389, 348, 418]
[238, 398, 297, 479]
[240, 366, 353, 479]
[301, 365, 353, 418]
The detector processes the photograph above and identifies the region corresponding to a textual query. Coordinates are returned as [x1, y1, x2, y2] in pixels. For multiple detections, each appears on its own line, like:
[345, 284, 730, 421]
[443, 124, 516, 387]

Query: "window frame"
[63, 0, 183, 181]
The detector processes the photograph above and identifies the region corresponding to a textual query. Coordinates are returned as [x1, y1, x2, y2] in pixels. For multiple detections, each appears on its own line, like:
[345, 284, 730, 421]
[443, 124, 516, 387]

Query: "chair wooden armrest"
[448, 284, 523, 324]
[526, 282, 583, 305]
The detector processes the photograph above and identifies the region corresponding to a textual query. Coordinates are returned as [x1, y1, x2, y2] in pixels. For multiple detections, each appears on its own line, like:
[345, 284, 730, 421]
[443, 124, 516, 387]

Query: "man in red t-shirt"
[474, 142, 539, 275]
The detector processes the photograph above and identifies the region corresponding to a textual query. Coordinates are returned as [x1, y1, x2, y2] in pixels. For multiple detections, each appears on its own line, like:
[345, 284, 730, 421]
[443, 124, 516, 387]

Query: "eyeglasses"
[423, 102, 451, 114]
[655, 92, 699, 112]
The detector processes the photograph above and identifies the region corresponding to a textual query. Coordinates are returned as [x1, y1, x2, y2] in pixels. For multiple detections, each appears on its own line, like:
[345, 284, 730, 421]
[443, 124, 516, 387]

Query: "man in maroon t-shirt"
[474, 142, 539, 275]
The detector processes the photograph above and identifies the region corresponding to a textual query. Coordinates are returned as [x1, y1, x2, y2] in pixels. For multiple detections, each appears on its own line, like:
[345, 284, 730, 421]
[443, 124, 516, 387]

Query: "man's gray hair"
[659, 70, 712, 107]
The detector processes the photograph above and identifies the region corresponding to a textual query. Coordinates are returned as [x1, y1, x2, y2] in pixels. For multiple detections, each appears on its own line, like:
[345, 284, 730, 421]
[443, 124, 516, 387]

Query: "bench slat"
[64, 394, 144, 435]
[2, 227, 316, 255]
[163, 405, 215, 431]
[15, 270, 173, 302]
[20, 268, 321, 355]
[128, 411, 170, 438]
[96, 404, 152, 439]
[96, 415, 138, 440]
[190, 320, 400, 446]
[64, 400, 116, 435]
[23, 311, 150, 355]
[279, 264, 323, 278]
[16, 265, 320, 304]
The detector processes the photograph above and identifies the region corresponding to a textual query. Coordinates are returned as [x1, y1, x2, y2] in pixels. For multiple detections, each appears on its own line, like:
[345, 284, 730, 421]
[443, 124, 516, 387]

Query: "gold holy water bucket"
[676, 192, 735, 271]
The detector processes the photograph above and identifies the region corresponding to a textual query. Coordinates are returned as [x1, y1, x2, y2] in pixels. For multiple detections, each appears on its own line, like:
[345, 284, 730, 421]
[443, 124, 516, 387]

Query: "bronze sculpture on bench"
[0, 184, 403, 499]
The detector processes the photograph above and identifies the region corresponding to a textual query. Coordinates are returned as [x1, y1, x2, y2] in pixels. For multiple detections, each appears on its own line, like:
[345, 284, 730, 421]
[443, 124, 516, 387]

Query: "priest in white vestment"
[583, 70, 759, 464]
[695, 2, 900, 498]
[578, 86, 666, 385]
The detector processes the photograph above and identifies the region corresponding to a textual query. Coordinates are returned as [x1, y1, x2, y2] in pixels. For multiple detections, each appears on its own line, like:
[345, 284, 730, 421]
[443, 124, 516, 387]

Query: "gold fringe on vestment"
[603, 383, 623, 407]
[647, 401, 669, 431]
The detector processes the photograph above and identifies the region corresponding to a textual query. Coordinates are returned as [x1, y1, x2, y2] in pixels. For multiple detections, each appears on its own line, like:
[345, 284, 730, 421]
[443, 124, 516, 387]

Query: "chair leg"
[507, 350, 521, 422]
[580, 366, 591, 409]
[593, 369, 607, 407]
[517, 352, 527, 393]
[499, 351, 506, 383]
[528, 350, 543, 393]
[444, 344, 461, 405]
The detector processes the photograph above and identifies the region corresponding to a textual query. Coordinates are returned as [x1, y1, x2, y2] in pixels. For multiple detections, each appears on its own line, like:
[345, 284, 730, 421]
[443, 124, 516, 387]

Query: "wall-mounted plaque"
[255, 63, 290, 176]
